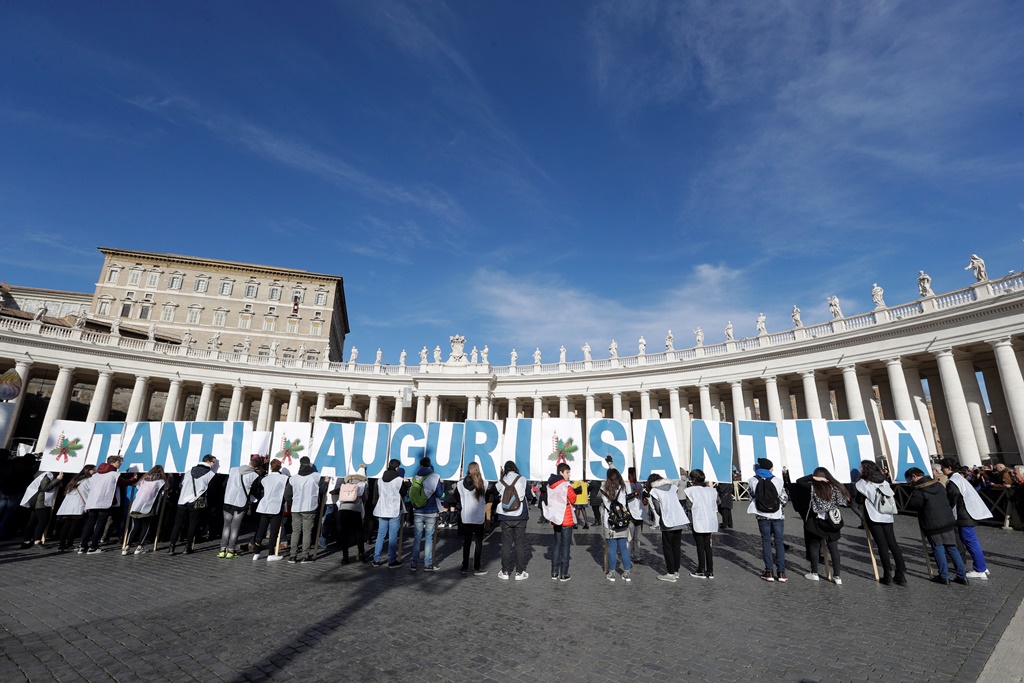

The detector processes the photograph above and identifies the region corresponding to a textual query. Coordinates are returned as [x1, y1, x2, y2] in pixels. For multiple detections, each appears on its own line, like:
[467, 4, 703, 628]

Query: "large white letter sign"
[188, 422, 253, 470]
[633, 419, 680, 481]
[736, 421, 781, 481]
[86, 422, 126, 469]
[270, 422, 313, 475]
[425, 422, 466, 480]
[690, 420, 733, 484]
[826, 420, 872, 484]
[252, 431, 272, 456]
[119, 422, 161, 473]
[310, 421, 350, 478]
[880, 420, 930, 483]
[352, 422, 391, 478]
[586, 419, 631, 480]
[779, 420, 831, 479]
[540, 418, 585, 480]
[463, 421, 502, 481]
[501, 419, 541, 479]
[43, 420, 96, 473]
[390, 423, 427, 472]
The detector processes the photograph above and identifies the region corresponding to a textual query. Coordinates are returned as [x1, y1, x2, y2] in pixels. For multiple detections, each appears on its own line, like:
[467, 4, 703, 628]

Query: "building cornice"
[98, 247, 343, 283]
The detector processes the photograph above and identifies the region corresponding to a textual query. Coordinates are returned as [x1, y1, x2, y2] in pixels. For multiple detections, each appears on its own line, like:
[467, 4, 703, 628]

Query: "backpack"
[337, 482, 360, 503]
[753, 475, 781, 514]
[500, 475, 523, 513]
[875, 482, 898, 515]
[409, 475, 430, 509]
[606, 497, 632, 532]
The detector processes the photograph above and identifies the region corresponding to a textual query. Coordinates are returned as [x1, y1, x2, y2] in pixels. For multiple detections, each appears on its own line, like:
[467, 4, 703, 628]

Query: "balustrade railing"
[935, 288, 976, 309]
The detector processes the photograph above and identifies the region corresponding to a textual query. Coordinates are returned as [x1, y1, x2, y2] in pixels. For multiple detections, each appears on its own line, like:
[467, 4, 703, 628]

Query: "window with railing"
[238, 315, 252, 330]
[263, 317, 276, 332]
[311, 320, 323, 336]
[287, 318, 299, 334]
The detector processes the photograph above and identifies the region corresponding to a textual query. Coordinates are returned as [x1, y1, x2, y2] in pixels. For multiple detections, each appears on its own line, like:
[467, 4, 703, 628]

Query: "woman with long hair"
[600, 468, 632, 582]
[218, 455, 262, 559]
[457, 461, 488, 575]
[683, 470, 719, 579]
[495, 460, 529, 580]
[125, 465, 167, 555]
[55, 465, 95, 552]
[855, 460, 906, 585]
[626, 467, 648, 563]
[795, 466, 851, 584]
[19, 468, 63, 548]
[646, 473, 690, 582]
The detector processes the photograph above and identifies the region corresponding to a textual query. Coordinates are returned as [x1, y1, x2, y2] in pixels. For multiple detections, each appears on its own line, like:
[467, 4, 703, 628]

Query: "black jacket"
[906, 476, 955, 535]
[945, 481, 977, 527]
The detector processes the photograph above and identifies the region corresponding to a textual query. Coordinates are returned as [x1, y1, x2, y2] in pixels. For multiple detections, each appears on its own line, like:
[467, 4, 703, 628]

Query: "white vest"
[130, 479, 166, 515]
[457, 480, 487, 525]
[949, 473, 993, 521]
[684, 486, 719, 533]
[19, 471, 56, 508]
[855, 479, 895, 524]
[86, 470, 121, 510]
[373, 476, 404, 518]
[177, 467, 215, 504]
[650, 485, 689, 529]
[57, 479, 92, 517]
[290, 472, 321, 513]
[256, 472, 289, 514]
[542, 480, 575, 526]
[223, 468, 260, 508]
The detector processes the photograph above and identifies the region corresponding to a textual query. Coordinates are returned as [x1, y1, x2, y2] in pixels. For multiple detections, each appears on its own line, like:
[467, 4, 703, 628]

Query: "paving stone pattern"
[1, 509, 1022, 683]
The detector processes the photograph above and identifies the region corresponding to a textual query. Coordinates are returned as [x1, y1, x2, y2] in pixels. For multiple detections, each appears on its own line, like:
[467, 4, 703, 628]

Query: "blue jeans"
[607, 536, 631, 573]
[931, 540, 967, 580]
[757, 517, 786, 574]
[411, 513, 437, 567]
[551, 524, 573, 576]
[319, 503, 337, 549]
[374, 516, 401, 563]
[957, 526, 987, 572]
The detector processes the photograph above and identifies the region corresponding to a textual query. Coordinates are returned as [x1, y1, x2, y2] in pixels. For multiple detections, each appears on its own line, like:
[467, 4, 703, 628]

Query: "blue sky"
[2, 1, 1023, 364]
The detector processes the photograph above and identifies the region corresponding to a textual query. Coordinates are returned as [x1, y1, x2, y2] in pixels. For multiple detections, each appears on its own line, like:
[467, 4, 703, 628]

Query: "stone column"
[125, 375, 150, 423]
[980, 363, 1019, 456]
[925, 370, 956, 456]
[955, 355, 998, 457]
[764, 376, 783, 423]
[428, 395, 440, 422]
[532, 396, 543, 419]
[800, 371, 821, 419]
[228, 385, 245, 421]
[585, 394, 596, 420]
[817, 379, 834, 420]
[558, 395, 569, 418]
[507, 397, 518, 420]
[698, 385, 712, 421]
[841, 366, 866, 420]
[884, 358, 916, 421]
[934, 349, 982, 466]
[256, 388, 273, 431]
[415, 394, 426, 423]
[85, 370, 112, 423]
[37, 366, 74, 447]
[285, 390, 300, 422]
[367, 394, 379, 423]
[161, 379, 183, 422]
[196, 383, 215, 423]
[481, 395, 491, 420]
[857, 371, 884, 454]
[241, 395, 254, 424]
[466, 396, 477, 421]
[611, 392, 623, 420]
[991, 338, 1024, 459]
[640, 390, 651, 420]
[669, 387, 688, 464]
[730, 381, 744, 445]
[904, 363, 938, 455]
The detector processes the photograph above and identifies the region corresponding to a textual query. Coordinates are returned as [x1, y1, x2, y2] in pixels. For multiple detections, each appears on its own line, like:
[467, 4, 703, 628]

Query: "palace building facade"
[3, 253, 1023, 469]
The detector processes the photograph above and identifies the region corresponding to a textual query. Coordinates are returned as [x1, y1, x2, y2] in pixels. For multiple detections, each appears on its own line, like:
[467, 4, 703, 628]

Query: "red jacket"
[548, 479, 577, 526]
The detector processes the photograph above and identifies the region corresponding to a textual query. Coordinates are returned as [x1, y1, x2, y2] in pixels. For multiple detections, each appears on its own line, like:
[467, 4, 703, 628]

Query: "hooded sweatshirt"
[412, 466, 444, 514]
[747, 469, 787, 519]
[543, 474, 576, 527]
[648, 480, 689, 531]
[86, 463, 123, 510]
[223, 464, 260, 510]
[19, 471, 60, 509]
[374, 467, 406, 518]
[177, 462, 216, 505]
[906, 475, 956, 535]
[855, 471, 896, 524]
[286, 464, 322, 513]
[457, 475, 487, 525]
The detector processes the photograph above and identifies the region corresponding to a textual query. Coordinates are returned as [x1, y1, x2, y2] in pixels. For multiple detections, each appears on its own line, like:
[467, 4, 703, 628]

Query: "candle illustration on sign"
[50, 431, 83, 463]
[275, 436, 304, 467]
[548, 432, 578, 466]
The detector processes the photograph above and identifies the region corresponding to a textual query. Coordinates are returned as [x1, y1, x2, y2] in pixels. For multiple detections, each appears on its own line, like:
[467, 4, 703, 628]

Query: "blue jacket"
[414, 466, 445, 514]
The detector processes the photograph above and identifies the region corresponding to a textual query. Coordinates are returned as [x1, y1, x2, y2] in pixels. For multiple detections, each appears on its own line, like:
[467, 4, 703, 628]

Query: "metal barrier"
[893, 483, 1019, 530]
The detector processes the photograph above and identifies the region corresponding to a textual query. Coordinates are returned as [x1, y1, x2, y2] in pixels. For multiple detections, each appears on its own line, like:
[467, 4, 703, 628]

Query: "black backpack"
[753, 475, 781, 514]
[606, 497, 632, 531]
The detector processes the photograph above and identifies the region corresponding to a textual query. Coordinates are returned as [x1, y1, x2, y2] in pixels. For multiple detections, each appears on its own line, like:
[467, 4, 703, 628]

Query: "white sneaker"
[121, 549, 129, 556]
[657, 573, 677, 582]
[606, 573, 616, 582]
[515, 571, 529, 581]
[252, 553, 262, 561]
[497, 570, 510, 580]
[622, 571, 631, 582]
[804, 572, 820, 581]
[833, 576, 842, 585]
[267, 555, 283, 562]
[966, 570, 988, 580]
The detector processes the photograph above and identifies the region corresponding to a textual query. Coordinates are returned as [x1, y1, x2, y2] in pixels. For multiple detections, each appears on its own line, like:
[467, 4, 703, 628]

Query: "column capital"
[697, 384, 709, 391]
[762, 375, 777, 383]
[729, 380, 743, 389]
[15, 359, 32, 370]
[96, 369, 114, 378]
[134, 375, 150, 383]
[988, 336, 1015, 349]
[933, 347, 955, 359]
[799, 370, 816, 379]
[840, 364, 858, 373]
[883, 357, 904, 367]
[58, 365, 76, 374]
[639, 389, 650, 397]
[168, 377, 183, 386]
[668, 386, 681, 396]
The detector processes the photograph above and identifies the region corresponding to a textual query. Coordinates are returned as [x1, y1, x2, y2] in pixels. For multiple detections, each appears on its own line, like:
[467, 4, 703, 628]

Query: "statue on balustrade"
[871, 283, 886, 309]
[419, 346, 428, 363]
[33, 306, 47, 321]
[791, 306, 803, 328]
[755, 313, 767, 335]
[510, 349, 518, 366]
[828, 295, 843, 319]
[109, 318, 121, 337]
[609, 339, 618, 358]
[482, 345, 489, 364]
[243, 336, 251, 353]
[399, 349, 407, 366]
[182, 329, 193, 347]
[533, 348, 542, 365]
[208, 332, 221, 349]
[375, 348, 383, 364]
[298, 343, 306, 358]
[638, 336, 646, 355]
[581, 342, 592, 361]
[147, 323, 156, 341]
[74, 312, 87, 329]
[349, 346, 358, 363]
[433, 346, 442, 363]
[918, 270, 934, 297]
[694, 327, 704, 346]
[724, 322, 734, 341]
[665, 330, 674, 351]
[559, 345, 566, 363]
[270, 340, 280, 356]
[470, 346, 478, 364]
[965, 254, 988, 282]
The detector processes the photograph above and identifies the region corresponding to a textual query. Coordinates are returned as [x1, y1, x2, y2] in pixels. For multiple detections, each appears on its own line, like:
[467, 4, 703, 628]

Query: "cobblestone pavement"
[1, 509, 1022, 683]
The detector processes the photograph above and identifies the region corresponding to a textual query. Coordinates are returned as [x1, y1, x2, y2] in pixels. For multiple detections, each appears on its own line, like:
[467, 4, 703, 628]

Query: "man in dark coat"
[905, 467, 968, 586]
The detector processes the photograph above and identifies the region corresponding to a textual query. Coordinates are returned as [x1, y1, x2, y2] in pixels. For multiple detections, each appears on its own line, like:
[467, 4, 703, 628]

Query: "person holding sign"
[125, 466, 167, 555]
[495, 461, 530, 581]
[854, 460, 907, 586]
[372, 459, 407, 569]
[748, 458, 788, 582]
[542, 462, 576, 582]
[683, 470, 719, 579]
[794, 468, 850, 585]
[456, 462, 488, 575]
[80, 455, 125, 555]
[218, 456, 262, 559]
[647, 473, 690, 582]
[940, 458, 993, 580]
[905, 467, 969, 586]
[55, 466, 95, 552]
[252, 459, 288, 562]
[19, 469, 62, 548]
[168, 454, 217, 556]
[334, 466, 368, 564]
[600, 468, 632, 582]
[626, 468, 648, 564]
[408, 457, 444, 572]
[285, 456, 324, 564]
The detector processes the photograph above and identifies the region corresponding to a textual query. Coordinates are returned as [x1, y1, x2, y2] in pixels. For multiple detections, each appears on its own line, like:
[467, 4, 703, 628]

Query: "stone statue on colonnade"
[581, 342, 591, 361]
[665, 330, 674, 351]
[470, 346, 478, 364]
[400, 349, 407, 366]
[871, 284, 886, 309]
[110, 318, 121, 337]
[693, 327, 704, 346]
[965, 254, 988, 282]
[349, 346, 358, 363]
[559, 345, 566, 363]
[828, 295, 843, 319]
[433, 346, 442, 363]
[724, 322, 734, 341]
[147, 323, 156, 341]
[756, 313, 767, 335]
[482, 345, 489, 364]
[533, 348, 542, 365]
[918, 270, 934, 297]
[375, 348, 383, 364]
[510, 349, 518, 366]
[791, 306, 802, 327]
[208, 332, 221, 349]
[638, 336, 646, 355]
[609, 340, 618, 358]
[419, 346, 428, 363]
